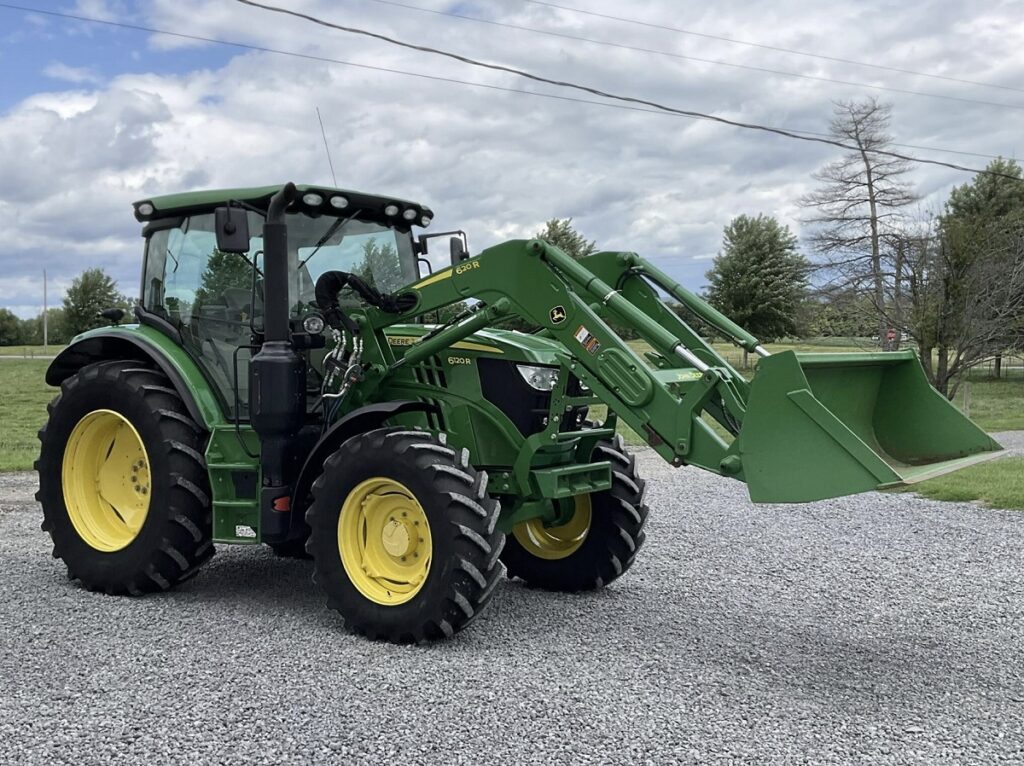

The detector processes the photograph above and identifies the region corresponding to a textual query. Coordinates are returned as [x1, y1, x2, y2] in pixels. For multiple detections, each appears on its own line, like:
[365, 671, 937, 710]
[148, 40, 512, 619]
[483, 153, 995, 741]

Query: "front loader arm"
[346, 236, 1002, 504]
[359, 239, 749, 479]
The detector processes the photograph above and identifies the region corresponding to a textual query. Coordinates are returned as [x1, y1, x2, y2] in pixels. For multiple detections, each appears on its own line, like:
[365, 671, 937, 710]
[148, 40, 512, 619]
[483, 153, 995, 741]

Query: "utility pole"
[43, 269, 48, 352]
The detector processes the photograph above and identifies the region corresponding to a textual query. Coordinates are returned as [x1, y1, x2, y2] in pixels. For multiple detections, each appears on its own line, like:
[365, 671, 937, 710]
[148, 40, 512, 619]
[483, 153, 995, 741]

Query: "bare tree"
[800, 98, 918, 348]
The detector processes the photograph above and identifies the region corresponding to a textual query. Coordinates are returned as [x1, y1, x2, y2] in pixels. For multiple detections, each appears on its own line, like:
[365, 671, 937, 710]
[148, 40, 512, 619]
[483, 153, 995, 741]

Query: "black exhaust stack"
[250, 183, 306, 539]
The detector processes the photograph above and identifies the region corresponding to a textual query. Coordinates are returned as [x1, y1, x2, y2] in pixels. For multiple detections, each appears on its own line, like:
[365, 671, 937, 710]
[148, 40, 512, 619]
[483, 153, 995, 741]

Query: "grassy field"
[0, 344, 64, 357]
[908, 457, 1024, 510]
[948, 379, 1024, 431]
[0, 360, 53, 471]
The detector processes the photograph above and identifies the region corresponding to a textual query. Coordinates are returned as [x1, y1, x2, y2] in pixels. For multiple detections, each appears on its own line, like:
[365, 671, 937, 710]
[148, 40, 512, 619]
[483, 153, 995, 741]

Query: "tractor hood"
[383, 325, 564, 366]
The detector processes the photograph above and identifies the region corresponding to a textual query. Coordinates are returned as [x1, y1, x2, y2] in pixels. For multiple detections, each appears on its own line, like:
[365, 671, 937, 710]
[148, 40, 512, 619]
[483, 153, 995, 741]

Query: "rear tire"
[306, 428, 505, 643]
[36, 361, 214, 595]
[501, 435, 647, 591]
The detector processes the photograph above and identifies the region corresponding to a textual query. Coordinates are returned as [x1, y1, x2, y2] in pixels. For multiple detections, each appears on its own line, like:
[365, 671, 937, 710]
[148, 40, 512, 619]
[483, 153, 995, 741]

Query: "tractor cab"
[132, 185, 430, 415]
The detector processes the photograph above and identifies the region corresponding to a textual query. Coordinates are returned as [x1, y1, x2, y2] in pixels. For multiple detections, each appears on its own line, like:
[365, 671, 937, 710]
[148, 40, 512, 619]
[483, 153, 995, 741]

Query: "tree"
[20, 308, 68, 346]
[62, 268, 130, 338]
[355, 240, 404, 292]
[195, 250, 253, 308]
[902, 158, 1024, 395]
[0, 309, 22, 346]
[534, 218, 597, 260]
[704, 214, 809, 347]
[800, 99, 918, 348]
[806, 289, 877, 338]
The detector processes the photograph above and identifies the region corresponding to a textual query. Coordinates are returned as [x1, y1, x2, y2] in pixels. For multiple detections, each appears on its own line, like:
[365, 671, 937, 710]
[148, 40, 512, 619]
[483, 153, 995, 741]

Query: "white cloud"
[0, 0, 1020, 319]
[42, 62, 103, 86]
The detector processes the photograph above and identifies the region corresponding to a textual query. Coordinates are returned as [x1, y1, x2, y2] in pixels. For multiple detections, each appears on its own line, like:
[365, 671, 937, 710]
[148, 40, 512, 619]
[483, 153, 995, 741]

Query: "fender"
[46, 326, 225, 430]
[288, 400, 438, 533]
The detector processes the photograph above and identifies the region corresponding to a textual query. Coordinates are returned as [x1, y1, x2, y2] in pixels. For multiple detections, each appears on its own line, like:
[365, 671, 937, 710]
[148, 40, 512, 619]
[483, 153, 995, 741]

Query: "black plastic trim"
[134, 305, 183, 345]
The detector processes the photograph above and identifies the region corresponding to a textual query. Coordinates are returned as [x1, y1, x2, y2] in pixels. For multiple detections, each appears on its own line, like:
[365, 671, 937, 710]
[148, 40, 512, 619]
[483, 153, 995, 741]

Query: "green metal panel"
[206, 425, 262, 544]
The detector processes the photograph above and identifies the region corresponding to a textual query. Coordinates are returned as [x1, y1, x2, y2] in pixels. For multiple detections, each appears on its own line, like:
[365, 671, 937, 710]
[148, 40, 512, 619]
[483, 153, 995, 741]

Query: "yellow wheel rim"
[61, 409, 151, 552]
[338, 477, 432, 606]
[512, 494, 592, 560]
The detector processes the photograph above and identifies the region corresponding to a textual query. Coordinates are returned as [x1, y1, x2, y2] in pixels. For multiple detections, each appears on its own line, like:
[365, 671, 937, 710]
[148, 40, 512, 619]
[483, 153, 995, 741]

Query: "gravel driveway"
[1, 441, 1022, 765]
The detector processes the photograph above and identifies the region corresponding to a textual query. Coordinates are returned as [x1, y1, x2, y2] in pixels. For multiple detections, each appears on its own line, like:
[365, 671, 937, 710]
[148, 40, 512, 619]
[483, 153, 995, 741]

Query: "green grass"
[949, 379, 1024, 432]
[0, 344, 64, 357]
[910, 457, 1024, 510]
[0, 360, 55, 471]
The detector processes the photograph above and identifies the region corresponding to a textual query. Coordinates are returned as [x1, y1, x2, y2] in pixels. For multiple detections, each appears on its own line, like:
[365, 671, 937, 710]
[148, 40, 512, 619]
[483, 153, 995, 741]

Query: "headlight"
[330, 195, 349, 210]
[137, 202, 154, 216]
[402, 208, 417, 221]
[384, 204, 400, 217]
[516, 364, 559, 391]
[302, 313, 326, 334]
[302, 192, 324, 207]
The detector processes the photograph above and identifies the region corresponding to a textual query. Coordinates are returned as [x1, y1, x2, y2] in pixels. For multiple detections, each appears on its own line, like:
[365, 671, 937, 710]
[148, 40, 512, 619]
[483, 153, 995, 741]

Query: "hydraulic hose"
[314, 270, 417, 332]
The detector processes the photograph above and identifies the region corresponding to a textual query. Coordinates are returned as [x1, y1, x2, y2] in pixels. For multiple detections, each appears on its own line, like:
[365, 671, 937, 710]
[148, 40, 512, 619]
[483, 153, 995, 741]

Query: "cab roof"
[132, 184, 434, 228]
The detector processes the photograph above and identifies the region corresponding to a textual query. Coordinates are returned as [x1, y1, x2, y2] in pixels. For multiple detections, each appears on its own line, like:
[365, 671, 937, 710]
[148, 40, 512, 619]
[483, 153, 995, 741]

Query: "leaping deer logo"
[549, 305, 567, 324]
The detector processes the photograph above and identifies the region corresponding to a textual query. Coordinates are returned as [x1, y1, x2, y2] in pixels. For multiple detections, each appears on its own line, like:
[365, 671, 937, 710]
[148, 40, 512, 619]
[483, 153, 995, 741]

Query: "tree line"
[0, 268, 131, 346]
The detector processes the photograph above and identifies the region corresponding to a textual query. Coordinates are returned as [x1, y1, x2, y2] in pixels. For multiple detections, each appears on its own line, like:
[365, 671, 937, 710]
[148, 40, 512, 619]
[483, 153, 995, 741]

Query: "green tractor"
[37, 183, 1002, 642]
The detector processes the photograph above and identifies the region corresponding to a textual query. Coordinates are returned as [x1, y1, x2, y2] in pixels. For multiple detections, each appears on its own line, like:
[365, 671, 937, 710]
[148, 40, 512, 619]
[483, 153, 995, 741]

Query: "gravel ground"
[1, 441, 1022, 765]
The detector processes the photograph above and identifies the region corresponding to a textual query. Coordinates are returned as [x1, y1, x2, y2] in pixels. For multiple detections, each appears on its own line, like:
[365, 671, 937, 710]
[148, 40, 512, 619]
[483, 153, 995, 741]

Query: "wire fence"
[708, 338, 1024, 384]
[964, 354, 1024, 381]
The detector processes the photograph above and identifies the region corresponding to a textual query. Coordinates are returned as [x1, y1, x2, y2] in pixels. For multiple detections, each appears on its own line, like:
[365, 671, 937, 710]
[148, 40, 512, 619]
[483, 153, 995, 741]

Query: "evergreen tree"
[534, 218, 597, 260]
[705, 214, 809, 342]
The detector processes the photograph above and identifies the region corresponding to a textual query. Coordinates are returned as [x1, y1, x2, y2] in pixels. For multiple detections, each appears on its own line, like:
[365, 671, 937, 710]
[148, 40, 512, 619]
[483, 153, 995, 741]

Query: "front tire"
[501, 435, 648, 591]
[306, 428, 505, 643]
[36, 361, 214, 595]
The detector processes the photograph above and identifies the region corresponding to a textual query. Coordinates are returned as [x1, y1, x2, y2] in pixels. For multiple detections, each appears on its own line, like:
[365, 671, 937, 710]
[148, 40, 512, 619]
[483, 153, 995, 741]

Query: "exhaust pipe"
[250, 183, 306, 540]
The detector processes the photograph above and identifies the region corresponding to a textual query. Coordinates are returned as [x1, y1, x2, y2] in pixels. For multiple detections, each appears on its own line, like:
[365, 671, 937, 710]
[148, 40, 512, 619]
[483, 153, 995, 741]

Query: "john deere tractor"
[37, 182, 1002, 642]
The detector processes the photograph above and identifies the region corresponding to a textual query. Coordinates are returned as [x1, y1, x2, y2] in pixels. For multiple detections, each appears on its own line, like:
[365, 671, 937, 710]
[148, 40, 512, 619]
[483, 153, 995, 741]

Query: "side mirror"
[214, 206, 251, 254]
[450, 236, 468, 264]
[98, 307, 125, 326]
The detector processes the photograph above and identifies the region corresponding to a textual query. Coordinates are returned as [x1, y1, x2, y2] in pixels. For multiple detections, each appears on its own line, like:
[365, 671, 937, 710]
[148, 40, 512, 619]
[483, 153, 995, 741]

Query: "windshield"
[251, 213, 418, 315]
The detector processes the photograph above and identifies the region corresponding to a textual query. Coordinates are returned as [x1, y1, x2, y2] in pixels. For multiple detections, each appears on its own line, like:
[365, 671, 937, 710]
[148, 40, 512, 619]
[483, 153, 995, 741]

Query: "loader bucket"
[738, 350, 1003, 503]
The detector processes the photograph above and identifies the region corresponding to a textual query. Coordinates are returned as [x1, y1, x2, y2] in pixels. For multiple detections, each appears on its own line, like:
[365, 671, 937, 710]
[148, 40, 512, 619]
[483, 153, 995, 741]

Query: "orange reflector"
[272, 496, 291, 512]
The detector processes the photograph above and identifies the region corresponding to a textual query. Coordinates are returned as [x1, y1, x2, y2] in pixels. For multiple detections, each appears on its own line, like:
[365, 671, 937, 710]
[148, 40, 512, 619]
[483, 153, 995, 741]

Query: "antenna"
[316, 106, 338, 187]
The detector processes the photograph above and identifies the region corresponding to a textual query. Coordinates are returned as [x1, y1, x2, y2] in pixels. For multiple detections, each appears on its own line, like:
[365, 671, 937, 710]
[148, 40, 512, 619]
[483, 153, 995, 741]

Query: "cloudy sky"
[0, 0, 1020, 318]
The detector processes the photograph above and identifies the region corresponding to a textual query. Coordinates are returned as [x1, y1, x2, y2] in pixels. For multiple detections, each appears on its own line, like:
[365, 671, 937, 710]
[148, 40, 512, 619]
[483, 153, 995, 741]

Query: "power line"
[0, 4, 1005, 164]
[520, 0, 1024, 96]
[359, 0, 1024, 112]
[234, 0, 1021, 182]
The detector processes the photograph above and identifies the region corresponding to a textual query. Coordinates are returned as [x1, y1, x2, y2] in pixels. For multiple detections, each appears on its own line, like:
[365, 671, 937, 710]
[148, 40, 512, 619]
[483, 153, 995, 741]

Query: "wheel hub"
[381, 518, 414, 557]
[337, 477, 433, 605]
[62, 409, 151, 552]
[512, 493, 592, 560]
